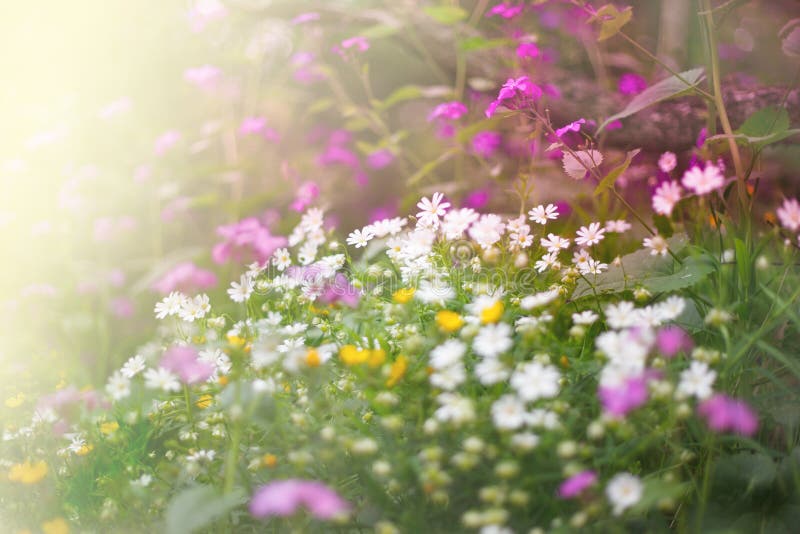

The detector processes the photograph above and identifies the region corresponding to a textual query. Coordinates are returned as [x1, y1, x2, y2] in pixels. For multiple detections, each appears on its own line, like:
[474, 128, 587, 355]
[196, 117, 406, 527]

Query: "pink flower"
[554, 118, 586, 138]
[652, 180, 682, 216]
[558, 470, 598, 498]
[366, 149, 395, 169]
[681, 162, 725, 195]
[486, 2, 524, 19]
[152, 262, 217, 295]
[428, 101, 468, 122]
[463, 188, 491, 210]
[154, 130, 182, 156]
[333, 36, 369, 57]
[471, 131, 502, 158]
[239, 116, 267, 136]
[110, 297, 135, 318]
[212, 217, 288, 266]
[250, 479, 350, 520]
[187, 0, 227, 32]
[290, 181, 320, 212]
[319, 272, 360, 308]
[618, 73, 647, 95]
[516, 42, 540, 59]
[184, 65, 221, 89]
[599, 377, 648, 418]
[291, 12, 319, 25]
[655, 326, 693, 358]
[777, 198, 800, 232]
[160, 346, 214, 385]
[485, 76, 542, 117]
[658, 151, 677, 173]
[698, 394, 758, 437]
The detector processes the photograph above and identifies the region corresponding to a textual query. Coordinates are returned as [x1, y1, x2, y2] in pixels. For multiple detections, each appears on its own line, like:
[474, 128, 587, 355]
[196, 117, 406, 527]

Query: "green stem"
[183, 385, 193, 423]
[700, 0, 747, 208]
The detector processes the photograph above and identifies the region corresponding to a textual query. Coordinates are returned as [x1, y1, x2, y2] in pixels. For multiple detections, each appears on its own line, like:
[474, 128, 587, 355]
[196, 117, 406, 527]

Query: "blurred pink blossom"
[250, 479, 350, 520]
[598, 377, 648, 418]
[558, 470, 597, 499]
[160, 346, 214, 385]
[698, 394, 758, 437]
[154, 130, 182, 156]
[152, 262, 217, 295]
[212, 217, 287, 266]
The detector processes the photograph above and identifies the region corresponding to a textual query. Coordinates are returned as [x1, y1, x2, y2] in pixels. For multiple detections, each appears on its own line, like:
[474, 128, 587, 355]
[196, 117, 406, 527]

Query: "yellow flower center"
[436, 310, 464, 332]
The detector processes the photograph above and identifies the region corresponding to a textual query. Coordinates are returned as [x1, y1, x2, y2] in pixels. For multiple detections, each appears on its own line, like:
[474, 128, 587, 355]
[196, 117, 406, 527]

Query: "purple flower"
[249, 479, 350, 520]
[698, 394, 758, 437]
[599, 377, 648, 418]
[486, 2, 524, 19]
[160, 346, 214, 385]
[463, 188, 491, 210]
[656, 326, 693, 358]
[319, 272, 361, 308]
[485, 76, 542, 117]
[558, 470, 598, 498]
[516, 42, 540, 59]
[471, 131, 502, 158]
[333, 36, 369, 57]
[618, 73, 647, 96]
[554, 118, 586, 138]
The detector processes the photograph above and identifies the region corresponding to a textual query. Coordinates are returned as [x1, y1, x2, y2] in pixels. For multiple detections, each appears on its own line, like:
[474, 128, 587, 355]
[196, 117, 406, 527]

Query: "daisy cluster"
[1, 191, 766, 533]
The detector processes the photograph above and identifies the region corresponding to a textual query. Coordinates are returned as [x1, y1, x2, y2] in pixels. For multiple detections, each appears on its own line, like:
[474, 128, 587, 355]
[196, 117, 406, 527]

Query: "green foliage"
[164, 485, 246, 534]
[597, 68, 706, 133]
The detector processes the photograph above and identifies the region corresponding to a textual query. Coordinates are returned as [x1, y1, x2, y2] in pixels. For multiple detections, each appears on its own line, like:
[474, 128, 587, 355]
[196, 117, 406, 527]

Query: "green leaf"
[590, 4, 633, 41]
[597, 68, 705, 133]
[593, 149, 640, 195]
[571, 235, 715, 298]
[165, 485, 246, 534]
[738, 106, 790, 137]
[407, 147, 459, 185]
[458, 36, 512, 52]
[423, 6, 468, 25]
[713, 452, 776, 497]
[641, 254, 715, 293]
[360, 23, 401, 39]
[632, 479, 690, 514]
[376, 85, 423, 111]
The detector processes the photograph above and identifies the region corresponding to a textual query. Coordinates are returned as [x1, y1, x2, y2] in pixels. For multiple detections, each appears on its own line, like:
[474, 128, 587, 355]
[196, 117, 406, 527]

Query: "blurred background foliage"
[0, 0, 797, 398]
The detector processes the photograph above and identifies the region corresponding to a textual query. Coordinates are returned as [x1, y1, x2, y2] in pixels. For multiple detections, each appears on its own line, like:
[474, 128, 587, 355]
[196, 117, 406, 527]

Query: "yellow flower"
[392, 287, 415, 304]
[195, 394, 214, 409]
[340, 345, 368, 366]
[480, 301, 504, 324]
[218, 375, 229, 386]
[99, 421, 119, 435]
[226, 334, 247, 348]
[41, 518, 70, 534]
[435, 310, 464, 333]
[261, 453, 278, 468]
[367, 349, 386, 368]
[386, 355, 408, 387]
[75, 444, 93, 456]
[8, 460, 48, 484]
[305, 348, 321, 367]
[4, 393, 25, 408]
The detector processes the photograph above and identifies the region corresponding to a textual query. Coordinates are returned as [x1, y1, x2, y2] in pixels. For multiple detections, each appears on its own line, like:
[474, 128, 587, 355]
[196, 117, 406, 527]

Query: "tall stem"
[700, 0, 747, 208]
